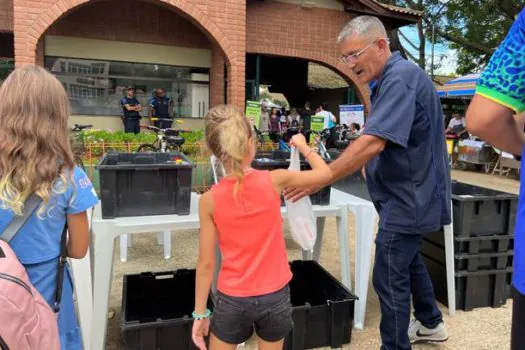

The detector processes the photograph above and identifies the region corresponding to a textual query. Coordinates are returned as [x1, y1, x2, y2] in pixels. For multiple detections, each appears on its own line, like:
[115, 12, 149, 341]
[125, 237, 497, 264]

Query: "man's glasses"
[340, 39, 388, 64]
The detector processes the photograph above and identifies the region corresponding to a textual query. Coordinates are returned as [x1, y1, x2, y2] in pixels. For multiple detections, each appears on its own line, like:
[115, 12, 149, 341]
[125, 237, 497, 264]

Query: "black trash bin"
[96, 152, 195, 219]
[252, 150, 332, 205]
[451, 181, 518, 236]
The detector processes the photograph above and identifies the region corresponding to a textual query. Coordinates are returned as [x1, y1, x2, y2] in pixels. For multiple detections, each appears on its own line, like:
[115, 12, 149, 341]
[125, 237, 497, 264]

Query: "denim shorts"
[211, 285, 293, 344]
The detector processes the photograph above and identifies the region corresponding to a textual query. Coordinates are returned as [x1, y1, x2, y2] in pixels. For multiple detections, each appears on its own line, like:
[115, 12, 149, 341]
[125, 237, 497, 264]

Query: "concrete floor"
[105, 170, 519, 349]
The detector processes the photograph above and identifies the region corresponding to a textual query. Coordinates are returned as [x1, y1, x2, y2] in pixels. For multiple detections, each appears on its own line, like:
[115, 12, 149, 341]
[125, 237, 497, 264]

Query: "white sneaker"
[408, 319, 449, 344]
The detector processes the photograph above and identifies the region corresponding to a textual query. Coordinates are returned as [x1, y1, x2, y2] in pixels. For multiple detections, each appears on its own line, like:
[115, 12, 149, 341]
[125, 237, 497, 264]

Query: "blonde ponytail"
[205, 105, 253, 199]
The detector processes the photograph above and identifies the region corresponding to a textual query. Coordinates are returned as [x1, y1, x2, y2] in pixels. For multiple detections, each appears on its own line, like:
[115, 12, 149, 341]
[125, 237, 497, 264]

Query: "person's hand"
[361, 167, 366, 181]
[192, 318, 210, 350]
[283, 186, 319, 202]
[290, 133, 307, 149]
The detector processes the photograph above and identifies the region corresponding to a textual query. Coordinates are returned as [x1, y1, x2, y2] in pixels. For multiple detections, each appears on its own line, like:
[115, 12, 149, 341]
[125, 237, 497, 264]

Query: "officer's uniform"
[120, 96, 141, 134]
[150, 95, 173, 129]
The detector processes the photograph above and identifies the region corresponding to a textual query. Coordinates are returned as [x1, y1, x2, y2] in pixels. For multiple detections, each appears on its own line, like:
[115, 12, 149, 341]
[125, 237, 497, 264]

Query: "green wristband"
[192, 309, 212, 320]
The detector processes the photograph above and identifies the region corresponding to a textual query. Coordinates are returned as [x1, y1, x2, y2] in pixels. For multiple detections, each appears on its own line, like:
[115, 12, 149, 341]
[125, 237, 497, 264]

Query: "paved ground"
[105, 170, 520, 349]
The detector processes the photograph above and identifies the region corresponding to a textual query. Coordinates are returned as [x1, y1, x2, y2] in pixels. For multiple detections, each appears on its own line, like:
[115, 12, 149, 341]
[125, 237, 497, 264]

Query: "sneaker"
[408, 319, 449, 344]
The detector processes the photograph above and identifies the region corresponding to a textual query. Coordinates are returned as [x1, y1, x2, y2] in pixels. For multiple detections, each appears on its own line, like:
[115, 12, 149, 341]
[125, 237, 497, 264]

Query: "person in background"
[465, 9, 525, 350]
[0, 66, 99, 349]
[285, 15, 450, 349]
[316, 103, 337, 149]
[301, 101, 314, 143]
[279, 108, 288, 131]
[259, 103, 270, 133]
[269, 107, 281, 143]
[150, 88, 174, 129]
[350, 122, 361, 135]
[287, 108, 301, 128]
[445, 113, 468, 139]
[120, 85, 143, 134]
[191, 105, 332, 350]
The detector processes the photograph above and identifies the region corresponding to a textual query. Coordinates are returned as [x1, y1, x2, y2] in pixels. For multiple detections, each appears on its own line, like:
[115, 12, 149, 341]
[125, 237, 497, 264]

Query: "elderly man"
[466, 9, 525, 350]
[286, 16, 450, 349]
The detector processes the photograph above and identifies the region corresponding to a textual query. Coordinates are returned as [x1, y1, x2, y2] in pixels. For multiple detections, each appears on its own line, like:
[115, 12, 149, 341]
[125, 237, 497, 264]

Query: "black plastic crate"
[424, 229, 514, 254]
[327, 150, 371, 201]
[285, 260, 357, 349]
[423, 255, 513, 311]
[451, 181, 518, 236]
[122, 262, 357, 350]
[421, 239, 514, 271]
[252, 151, 332, 205]
[96, 152, 195, 219]
[121, 269, 214, 350]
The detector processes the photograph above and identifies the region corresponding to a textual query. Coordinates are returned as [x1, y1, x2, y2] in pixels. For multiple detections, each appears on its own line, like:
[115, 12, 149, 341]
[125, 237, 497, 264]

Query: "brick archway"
[248, 46, 370, 109]
[17, 0, 235, 67]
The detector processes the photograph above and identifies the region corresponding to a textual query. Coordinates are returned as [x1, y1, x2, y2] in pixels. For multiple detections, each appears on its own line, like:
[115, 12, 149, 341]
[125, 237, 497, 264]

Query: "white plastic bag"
[284, 147, 317, 252]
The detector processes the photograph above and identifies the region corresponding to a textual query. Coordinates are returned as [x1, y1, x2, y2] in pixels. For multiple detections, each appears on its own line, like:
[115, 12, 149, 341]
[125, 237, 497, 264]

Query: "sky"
[399, 25, 458, 76]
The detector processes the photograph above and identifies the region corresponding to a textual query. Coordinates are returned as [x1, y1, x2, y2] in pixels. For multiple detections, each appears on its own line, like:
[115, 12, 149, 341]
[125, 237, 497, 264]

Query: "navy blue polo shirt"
[120, 97, 141, 119]
[363, 52, 451, 234]
[151, 96, 172, 118]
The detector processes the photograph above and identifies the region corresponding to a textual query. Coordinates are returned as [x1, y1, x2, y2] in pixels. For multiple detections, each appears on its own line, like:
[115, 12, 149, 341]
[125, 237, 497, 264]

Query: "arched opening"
[23, 0, 236, 129]
[246, 53, 368, 124]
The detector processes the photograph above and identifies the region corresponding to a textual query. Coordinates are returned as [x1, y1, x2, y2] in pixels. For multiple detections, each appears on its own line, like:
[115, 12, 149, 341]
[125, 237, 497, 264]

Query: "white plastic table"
[330, 189, 457, 325]
[85, 193, 350, 350]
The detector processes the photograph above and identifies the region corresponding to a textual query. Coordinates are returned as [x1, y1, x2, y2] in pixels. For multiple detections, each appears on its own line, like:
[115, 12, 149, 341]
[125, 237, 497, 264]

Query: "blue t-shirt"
[0, 166, 99, 264]
[150, 96, 172, 118]
[363, 52, 451, 234]
[476, 9, 525, 295]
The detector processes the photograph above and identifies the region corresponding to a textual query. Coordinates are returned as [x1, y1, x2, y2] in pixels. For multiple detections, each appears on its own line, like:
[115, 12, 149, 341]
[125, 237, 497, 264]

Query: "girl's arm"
[270, 134, 332, 194]
[66, 212, 90, 259]
[195, 192, 217, 315]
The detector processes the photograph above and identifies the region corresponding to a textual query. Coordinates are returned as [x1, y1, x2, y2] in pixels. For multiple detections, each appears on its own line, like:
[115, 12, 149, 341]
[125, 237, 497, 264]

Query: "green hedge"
[79, 129, 206, 158]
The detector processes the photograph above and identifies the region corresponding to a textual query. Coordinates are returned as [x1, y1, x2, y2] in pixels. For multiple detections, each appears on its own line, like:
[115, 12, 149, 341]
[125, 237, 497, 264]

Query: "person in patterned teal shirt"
[466, 8, 525, 350]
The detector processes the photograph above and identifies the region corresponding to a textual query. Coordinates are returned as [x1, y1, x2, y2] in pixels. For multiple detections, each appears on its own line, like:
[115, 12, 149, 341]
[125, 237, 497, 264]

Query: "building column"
[227, 56, 245, 112]
[210, 44, 225, 107]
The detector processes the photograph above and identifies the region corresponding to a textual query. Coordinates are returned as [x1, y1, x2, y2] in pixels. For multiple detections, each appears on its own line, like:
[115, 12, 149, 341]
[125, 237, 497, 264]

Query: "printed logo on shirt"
[78, 176, 92, 189]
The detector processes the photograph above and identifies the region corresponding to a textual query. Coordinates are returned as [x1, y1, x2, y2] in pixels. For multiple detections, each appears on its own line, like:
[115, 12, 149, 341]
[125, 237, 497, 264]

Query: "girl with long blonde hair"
[0, 65, 98, 349]
[192, 105, 332, 350]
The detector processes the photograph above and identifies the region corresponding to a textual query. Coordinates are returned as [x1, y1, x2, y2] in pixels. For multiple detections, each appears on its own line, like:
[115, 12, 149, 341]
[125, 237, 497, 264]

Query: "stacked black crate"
[421, 181, 518, 311]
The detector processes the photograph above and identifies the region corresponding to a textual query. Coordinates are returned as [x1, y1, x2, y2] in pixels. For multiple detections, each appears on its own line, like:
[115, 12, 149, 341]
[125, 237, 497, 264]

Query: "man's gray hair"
[337, 16, 388, 44]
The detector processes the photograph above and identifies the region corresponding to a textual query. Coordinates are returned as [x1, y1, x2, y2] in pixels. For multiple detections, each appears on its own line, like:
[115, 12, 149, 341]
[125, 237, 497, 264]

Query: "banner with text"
[339, 104, 365, 127]
[245, 101, 261, 129]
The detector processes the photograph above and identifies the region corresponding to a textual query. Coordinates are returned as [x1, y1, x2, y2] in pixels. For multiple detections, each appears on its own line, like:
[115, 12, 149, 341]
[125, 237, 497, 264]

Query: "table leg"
[157, 232, 164, 245]
[353, 205, 376, 330]
[309, 217, 326, 262]
[92, 228, 117, 350]
[69, 250, 92, 350]
[336, 207, 351, 290]
[120, 234, 128, 262]
[444, 222, 456, 316]
[163, 231, 171, 260]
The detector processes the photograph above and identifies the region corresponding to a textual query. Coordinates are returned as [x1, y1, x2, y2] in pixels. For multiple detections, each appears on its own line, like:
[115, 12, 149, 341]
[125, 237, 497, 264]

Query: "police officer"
[120, 86, 143, 134]
[149, 88, 173, 129]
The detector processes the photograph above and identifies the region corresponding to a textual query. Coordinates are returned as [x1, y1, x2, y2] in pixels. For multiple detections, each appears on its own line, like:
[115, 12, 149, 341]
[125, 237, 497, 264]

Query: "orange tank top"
[211, 169, 292, 297]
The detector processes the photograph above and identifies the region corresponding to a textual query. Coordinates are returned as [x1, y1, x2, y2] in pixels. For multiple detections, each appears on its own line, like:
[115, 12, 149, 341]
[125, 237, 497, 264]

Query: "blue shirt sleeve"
[363, 77, 416, 148]
[66, 167, 99, 214]
[120, 97, 127, 106]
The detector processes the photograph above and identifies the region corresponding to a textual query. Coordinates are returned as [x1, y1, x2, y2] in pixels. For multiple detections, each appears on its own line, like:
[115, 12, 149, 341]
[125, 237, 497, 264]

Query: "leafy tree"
[381, 0, 524, 75]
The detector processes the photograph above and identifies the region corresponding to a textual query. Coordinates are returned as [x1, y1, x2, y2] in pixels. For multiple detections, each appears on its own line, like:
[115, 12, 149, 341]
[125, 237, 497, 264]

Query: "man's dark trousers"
[124, 118, 140, 134]
[373, 229, 443, 350]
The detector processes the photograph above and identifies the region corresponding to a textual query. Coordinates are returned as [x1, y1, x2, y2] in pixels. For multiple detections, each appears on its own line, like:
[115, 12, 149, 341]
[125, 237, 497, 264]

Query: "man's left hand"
[283, 186, 319, 202]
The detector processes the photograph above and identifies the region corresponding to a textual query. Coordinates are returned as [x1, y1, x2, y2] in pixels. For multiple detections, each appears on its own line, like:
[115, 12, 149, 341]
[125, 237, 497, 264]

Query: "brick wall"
[0, 0, 13, 32]
[13, 0, 246, 110]
[246, 0, 369, 107]
[46, 0, 211, 49]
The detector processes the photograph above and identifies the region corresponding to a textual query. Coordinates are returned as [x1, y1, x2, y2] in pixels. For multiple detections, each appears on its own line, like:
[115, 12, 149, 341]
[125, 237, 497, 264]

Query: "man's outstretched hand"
[283, 186, 319, 202]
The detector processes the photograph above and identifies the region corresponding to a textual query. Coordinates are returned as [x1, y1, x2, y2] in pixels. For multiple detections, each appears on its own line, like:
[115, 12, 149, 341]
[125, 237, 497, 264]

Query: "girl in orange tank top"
[192, 105, 332, 350]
